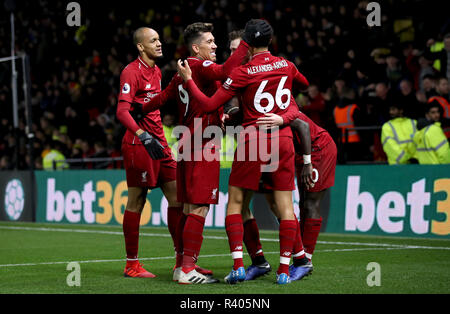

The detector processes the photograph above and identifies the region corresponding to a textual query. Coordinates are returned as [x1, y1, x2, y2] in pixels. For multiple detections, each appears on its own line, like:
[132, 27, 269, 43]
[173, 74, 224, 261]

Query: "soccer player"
[116, 27, 183, 278]
[225, 30, 313, 281]
[255, 105, 338, 279]
[135, 22, 250, 284]
[177, 19, 310, 284]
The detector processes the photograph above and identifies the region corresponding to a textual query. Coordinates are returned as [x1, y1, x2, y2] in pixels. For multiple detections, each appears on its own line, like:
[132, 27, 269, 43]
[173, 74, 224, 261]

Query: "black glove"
[130, 103, 144, 122]
[138, 131, 165, 160]
[242, 19, 273, 47]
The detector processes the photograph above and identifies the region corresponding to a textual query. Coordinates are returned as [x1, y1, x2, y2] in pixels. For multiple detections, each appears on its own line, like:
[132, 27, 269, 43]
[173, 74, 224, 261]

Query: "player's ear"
[137, 43, 144, 53]
[191, 43, 200, 55]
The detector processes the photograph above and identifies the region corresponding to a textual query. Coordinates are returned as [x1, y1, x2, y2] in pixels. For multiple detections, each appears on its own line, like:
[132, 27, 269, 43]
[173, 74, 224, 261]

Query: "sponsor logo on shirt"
[145, 83, 151, 89]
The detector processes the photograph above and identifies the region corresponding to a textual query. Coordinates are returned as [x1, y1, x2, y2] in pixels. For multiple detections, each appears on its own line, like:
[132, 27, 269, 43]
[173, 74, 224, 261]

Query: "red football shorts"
[176, 158, 220, 205]
[229, 135, 295, 191]
[122, 142, 176, 189]
[296, 139, 337, 192]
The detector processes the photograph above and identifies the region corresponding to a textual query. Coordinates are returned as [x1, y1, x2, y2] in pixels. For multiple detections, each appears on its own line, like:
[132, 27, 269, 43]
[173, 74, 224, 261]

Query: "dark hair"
[228, 29, 244, 42]
[426, 99, 443, 114]
[183, 22, 214, 49]
[244, 19, 273, 48]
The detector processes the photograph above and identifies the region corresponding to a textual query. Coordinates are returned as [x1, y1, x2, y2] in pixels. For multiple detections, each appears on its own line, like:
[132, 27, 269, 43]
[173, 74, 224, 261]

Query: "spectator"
[42, 140, 69, 170]
[424, 33, 450, 81]
[396, 79, 422, 119]
[413, 101, 450, 164]
[297, 84, 326, 127]
[381, 102, 417, 165]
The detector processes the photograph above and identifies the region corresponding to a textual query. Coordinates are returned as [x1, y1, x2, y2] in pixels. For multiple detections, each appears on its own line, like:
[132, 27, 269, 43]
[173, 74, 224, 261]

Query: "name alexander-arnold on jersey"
[247, 60, 288, 75]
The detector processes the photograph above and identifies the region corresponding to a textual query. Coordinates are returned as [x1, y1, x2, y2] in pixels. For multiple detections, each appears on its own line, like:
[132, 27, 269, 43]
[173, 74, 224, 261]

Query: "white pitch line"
[1, 225, 449, 251]
[0, 247, 429, 268]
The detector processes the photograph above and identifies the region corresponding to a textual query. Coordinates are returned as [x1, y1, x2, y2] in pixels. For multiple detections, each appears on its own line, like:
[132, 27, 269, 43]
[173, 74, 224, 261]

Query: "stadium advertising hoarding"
[0, 171, 35, 222]
[34, 170, 230, 228]
[326, 165, 450, 238]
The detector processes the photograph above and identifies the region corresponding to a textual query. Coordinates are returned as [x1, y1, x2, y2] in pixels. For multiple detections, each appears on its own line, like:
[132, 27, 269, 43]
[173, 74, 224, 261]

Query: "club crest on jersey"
[122, 83, 130, 94]
[203, 60, 214, 67]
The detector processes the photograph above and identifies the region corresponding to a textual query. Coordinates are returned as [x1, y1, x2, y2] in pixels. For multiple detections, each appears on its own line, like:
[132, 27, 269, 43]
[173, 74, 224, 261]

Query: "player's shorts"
[122, 142, 176, 189]
[295, 139, 337, 192]
[229, 135, 295, 191]
[176, 158, 220, 205]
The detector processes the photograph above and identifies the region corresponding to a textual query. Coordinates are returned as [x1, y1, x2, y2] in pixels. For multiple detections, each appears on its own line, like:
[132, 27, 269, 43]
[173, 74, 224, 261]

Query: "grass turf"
[0, 221, 449, 294]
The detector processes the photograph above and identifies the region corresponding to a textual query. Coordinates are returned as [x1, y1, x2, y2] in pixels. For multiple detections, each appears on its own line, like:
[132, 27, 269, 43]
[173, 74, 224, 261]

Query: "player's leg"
[123, 186, 156, 278]
[272, 190, 298, 284]
[177, 203, 219, 284]
[224, 185, 247, 284]
[241, 191, 272, 280]
[302, 189, 326, 261]
[160, 180, 185, 272]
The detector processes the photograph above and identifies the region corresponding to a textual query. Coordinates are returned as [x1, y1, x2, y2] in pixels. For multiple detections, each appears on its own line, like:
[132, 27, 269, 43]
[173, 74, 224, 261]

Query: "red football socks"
[175, 213, 188, 268]
[225, 214, 244, 270]
[278, 219, 297, 275]
[123, 210, 141, 260]
[243, 218, 264, 259]
[302, 217, 323, 260]
[292, 215, 306, 260]
[167, 206, 184, 266]
[181, 213, 205, 273]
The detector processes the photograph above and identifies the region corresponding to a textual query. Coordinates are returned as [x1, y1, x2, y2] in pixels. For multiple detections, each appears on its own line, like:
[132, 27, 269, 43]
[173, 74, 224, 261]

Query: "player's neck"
[139, 54, 156, 67]
[251, 47, 269, 55]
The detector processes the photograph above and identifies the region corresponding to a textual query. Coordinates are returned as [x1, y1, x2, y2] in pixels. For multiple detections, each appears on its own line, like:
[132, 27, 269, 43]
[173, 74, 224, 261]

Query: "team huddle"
[116, 19, 337, 285]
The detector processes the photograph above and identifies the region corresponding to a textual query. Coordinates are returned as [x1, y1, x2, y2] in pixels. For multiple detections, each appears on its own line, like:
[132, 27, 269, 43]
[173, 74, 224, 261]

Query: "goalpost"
[2, 0, 35, 170]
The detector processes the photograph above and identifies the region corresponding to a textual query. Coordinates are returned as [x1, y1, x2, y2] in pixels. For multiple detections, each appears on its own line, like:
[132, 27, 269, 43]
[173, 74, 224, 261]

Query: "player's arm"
[116, 71, 165, 159]
[141, 75, 177, 113]
[290, 118, 314, 189]
[291, 63, 310, 91]
[256, 97, 300, 127]
[200, 40, 250, 81]
[177, 59, 234, 113]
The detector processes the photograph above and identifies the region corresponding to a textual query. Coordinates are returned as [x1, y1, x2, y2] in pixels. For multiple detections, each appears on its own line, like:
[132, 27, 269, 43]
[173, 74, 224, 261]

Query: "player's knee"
[304, 198, 320, 219]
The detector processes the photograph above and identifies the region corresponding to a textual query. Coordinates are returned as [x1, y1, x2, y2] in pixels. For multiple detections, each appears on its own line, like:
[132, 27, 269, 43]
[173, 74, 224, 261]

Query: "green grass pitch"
[0, 221, 449, 294]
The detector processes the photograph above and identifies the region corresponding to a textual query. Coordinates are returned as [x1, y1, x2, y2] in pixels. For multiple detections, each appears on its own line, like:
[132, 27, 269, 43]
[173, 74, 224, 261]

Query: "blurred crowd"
[0, 0, 449, 170]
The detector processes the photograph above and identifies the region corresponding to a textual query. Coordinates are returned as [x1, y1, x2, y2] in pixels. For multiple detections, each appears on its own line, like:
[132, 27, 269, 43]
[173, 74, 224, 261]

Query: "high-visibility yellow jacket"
[413, 122, 450, 164]
[43, 149, 69, 170]
[163, 124, 178, 159]
[381, 117, 417, 164]
[220, 134, 237, 168]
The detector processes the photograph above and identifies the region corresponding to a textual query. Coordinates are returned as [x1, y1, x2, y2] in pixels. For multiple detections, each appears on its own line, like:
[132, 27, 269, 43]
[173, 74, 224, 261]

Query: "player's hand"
[138, 131, 165, 160]
[256, 113, 284, 128]
[177, 59, 192, 82]
[301, 163, 315, 190]
[130, 103, 144, 122]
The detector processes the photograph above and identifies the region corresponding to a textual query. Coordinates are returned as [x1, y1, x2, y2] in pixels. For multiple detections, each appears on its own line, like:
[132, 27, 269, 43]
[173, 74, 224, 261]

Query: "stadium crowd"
[0, 0, 449, 170]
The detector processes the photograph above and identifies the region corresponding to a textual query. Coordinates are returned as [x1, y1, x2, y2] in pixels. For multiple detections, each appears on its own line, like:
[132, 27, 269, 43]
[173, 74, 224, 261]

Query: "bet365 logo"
[345, 176, 450, 236]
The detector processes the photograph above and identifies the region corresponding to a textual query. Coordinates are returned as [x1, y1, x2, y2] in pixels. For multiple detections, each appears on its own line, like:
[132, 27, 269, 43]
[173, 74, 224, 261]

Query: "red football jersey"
[141, 41, 250, 154]
[293, 111, 332, 154]
[221, 51, 309, 135]
[117, 57, 166, 145]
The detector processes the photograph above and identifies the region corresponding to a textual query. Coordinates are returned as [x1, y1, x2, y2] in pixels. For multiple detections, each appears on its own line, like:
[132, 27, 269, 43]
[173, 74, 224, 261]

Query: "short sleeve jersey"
[221, 51, 309, 136]
[118, 57, 166, 145]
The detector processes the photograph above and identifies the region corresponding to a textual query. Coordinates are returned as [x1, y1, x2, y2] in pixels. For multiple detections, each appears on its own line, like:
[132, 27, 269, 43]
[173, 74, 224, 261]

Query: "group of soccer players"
[116, 19, 337, 285]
